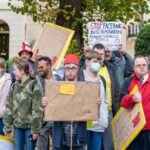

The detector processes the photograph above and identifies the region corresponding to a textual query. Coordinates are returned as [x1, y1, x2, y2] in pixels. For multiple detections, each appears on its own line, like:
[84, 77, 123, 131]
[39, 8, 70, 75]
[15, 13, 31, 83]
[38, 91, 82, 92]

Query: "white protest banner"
[88, 22, 122, 50]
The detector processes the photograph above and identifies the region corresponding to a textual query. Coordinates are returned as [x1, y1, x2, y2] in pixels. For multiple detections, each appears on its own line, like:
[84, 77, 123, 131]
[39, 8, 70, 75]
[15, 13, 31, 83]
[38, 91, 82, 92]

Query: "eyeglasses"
[64, 67, 78, 72]
[135, 64, 148, 68]
[105, 51, 111, 53]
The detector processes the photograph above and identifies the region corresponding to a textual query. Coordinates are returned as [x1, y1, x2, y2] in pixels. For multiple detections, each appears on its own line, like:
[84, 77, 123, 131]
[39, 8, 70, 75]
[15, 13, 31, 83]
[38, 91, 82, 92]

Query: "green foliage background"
[135, 24, 150, 56]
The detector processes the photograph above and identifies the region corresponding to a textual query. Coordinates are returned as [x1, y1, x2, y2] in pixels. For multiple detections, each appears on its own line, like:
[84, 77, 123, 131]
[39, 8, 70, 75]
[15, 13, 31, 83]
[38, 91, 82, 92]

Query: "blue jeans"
[14, 127, 36, 150]
[87, 131, 102, 150]
[0, 118, 4, 135]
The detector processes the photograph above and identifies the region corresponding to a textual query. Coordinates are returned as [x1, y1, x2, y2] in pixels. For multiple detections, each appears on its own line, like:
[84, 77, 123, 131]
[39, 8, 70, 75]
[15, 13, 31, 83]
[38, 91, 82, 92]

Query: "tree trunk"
[56, 0, 85, 50]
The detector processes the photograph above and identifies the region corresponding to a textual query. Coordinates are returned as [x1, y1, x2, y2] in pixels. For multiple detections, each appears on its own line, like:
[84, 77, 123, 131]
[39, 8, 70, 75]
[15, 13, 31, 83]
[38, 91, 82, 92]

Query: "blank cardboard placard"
[44, 81, 100, 121]
[111, 85, 146, 150]
[32, 23, 74, 69]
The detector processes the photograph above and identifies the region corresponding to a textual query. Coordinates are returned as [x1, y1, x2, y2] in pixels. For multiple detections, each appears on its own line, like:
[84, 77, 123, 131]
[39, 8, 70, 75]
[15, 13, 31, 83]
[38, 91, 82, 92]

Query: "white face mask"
[90, 63, 100, 73]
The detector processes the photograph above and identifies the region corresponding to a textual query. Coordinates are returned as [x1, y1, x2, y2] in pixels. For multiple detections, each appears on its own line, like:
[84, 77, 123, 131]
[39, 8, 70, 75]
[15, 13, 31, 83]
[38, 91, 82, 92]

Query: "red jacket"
[121, 73, 150, 130]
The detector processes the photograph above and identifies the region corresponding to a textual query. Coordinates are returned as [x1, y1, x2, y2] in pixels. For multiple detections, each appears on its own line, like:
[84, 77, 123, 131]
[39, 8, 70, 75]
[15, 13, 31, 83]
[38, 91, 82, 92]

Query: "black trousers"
[127, 130, 150, 150]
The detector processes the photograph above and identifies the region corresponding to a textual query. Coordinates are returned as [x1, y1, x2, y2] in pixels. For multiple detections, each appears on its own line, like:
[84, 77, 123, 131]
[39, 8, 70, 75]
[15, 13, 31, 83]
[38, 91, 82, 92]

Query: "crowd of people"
[0, 41, 150, 150]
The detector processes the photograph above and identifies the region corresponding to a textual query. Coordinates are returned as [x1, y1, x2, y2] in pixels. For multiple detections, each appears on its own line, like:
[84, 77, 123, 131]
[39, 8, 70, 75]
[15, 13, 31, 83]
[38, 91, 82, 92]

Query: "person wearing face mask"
[78, 51, 108, 150]
[93, 43, 120, 150]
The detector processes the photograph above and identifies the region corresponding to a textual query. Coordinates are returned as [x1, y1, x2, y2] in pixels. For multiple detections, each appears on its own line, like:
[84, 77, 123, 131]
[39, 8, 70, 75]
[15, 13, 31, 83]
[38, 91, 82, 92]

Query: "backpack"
[100, 75, 106, 91]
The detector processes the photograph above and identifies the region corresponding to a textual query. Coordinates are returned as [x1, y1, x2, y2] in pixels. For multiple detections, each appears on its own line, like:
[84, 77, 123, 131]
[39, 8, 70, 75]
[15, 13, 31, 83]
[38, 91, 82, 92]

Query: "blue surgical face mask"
[90, 63, 100, 73]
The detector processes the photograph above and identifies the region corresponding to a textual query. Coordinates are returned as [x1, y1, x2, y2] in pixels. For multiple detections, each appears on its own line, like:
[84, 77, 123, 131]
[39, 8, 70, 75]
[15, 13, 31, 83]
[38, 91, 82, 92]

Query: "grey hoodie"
[83, 71, 108, 132]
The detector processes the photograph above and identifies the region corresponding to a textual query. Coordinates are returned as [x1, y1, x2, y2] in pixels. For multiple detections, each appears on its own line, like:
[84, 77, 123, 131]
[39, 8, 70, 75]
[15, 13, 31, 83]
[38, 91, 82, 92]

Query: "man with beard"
[36, 56, 61, 150]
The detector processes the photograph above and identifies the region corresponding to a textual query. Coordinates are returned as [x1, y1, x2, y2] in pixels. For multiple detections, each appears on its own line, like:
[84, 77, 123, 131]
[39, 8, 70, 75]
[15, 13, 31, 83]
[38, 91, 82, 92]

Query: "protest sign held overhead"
[88, 22, 122, 50]
[32, 23, 75, 69]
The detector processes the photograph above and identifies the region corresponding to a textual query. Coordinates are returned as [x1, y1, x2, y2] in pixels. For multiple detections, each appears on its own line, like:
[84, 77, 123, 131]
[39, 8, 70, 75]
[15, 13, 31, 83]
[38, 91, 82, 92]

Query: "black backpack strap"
[100, 75, 106, 91]
[11, 82, 16, 94]
[31, 80, 36, 91]
[31, 76, 45, 96]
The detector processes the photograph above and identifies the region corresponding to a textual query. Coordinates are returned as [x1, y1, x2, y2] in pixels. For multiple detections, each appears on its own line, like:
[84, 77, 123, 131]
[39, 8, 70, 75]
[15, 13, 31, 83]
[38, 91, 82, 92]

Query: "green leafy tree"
[6, 56, 20, 71]
[135, 24, 150, 56]
[8, 0, 150, 50]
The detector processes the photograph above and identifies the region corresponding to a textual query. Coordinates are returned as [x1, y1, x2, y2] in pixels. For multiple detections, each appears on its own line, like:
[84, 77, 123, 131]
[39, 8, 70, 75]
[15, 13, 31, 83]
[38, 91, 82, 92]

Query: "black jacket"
[104, 61, 121, 115]
[119, 76, 133, 102]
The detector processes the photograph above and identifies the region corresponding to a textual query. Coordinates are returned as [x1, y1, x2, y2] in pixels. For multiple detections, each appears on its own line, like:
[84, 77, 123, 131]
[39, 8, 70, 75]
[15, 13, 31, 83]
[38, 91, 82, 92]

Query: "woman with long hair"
[3, 59, 43, 150]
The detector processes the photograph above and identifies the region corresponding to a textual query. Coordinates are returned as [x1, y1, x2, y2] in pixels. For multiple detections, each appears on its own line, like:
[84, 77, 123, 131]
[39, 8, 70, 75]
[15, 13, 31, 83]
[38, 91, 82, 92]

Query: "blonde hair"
[85, 51, 100, 60]
[0, 57, 6, 72]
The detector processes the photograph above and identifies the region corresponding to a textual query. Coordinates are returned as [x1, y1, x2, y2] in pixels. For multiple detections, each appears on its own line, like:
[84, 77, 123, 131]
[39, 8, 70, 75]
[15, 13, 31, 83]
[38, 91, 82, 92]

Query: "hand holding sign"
[133, 93, 142, 103]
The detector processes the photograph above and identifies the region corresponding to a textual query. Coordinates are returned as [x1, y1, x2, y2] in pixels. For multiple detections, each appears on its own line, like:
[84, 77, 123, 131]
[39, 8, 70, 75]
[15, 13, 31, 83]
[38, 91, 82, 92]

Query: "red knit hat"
[18, 42, 33, 56]
[64, 54, 79, 66]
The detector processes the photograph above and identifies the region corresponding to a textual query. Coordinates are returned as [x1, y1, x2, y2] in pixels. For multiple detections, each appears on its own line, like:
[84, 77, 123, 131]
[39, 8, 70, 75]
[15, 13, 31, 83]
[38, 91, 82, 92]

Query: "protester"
[104, 45, 133, 87]
[0, 58, 12, 135]
[37, 56, 61, 150]
[79, 51, 108, 150]
[3, 59, 43, 150]
[79, 43, 92, 69]
[145, 55, 150, 72]
[93, 43, 120, 114]
[10, 42, 35, 83]
[51, 54, 88, 150]
[120, 56, 150, 150]
[42, 54, 89, 150]
[93, 43, 120, 150]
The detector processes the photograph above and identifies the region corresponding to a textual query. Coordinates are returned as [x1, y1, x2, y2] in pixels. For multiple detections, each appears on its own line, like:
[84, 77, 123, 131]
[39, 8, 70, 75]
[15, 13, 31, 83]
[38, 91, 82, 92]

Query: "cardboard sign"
[60, 83, 75, 95]
[32, 23, 74, 69]
[44, 81, 100, 121]
[0, 135, 14, 150]
[88, 22, 122, 50]
[111, 85, 146, 150]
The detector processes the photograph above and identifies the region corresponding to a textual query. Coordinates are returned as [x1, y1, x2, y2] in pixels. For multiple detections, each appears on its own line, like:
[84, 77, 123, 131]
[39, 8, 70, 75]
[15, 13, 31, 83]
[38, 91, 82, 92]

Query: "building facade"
[0, 0, 42, 60]
[0, 0, 150, 60]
